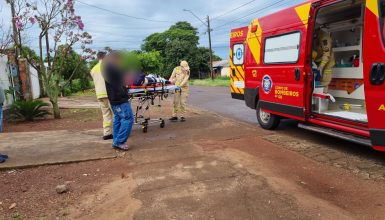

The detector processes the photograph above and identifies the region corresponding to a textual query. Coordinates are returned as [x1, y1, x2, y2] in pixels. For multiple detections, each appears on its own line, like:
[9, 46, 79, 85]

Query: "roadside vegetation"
[10, 100, 50, 121]
[190, 76, 230, 87]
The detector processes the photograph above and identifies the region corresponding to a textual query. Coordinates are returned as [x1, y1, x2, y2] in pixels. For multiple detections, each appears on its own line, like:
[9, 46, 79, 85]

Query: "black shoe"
[169, 117, 178, 122]
[180, 117, 186, 122]
[0, 154, 8, 159]
[103, 134, 113, 140]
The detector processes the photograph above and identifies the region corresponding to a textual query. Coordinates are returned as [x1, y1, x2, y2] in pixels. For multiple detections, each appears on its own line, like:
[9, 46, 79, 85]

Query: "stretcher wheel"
[160, 120, 165, 128]
[142, 125, 148, 133]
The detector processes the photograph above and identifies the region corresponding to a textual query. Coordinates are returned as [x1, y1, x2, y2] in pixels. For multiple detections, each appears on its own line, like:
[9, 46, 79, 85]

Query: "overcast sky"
[0, 0, 303, 59]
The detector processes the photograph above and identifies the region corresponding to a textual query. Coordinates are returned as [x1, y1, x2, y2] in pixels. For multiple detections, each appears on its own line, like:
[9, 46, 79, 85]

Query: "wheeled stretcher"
[128, 84, 180, 133]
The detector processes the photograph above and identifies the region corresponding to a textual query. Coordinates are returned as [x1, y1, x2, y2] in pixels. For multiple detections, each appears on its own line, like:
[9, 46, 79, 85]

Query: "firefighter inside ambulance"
[311, 0, 367, 123]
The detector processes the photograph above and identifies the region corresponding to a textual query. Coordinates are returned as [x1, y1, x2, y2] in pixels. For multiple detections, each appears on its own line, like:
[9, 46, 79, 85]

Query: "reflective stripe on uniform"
[96, 92, 108, 99]
[324, 69, 333, 74]
[103, 121, 112, 127]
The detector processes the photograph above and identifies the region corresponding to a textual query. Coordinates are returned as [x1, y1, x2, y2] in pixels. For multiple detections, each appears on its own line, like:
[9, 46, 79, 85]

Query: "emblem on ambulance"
[236, 48, 243, 60]
[262, 75, 273, 94]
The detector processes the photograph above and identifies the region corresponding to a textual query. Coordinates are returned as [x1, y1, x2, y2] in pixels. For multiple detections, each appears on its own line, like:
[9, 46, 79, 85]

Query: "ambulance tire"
[256, 102, 280, 130]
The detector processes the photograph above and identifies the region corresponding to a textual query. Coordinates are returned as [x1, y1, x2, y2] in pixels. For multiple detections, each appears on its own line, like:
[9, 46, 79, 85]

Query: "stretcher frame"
[128, 84, 179, 133]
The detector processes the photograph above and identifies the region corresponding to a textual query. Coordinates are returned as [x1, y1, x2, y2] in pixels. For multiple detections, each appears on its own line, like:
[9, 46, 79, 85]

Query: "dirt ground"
[3, 108, 102, 133]
[1, 105, 385, 220]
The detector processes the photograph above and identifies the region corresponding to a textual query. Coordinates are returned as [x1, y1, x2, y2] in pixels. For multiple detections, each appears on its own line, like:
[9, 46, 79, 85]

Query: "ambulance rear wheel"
[256, 102, 280, 130]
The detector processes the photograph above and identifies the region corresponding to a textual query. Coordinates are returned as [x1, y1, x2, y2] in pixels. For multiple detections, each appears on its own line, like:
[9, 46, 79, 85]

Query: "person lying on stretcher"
[127, 72, 172, 87]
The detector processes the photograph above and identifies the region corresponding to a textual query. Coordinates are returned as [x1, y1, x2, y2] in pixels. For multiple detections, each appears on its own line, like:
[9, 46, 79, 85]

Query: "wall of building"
[29, 66, 40, 99]
[221, 67, 231, 77]
[0, 54, 14, 108]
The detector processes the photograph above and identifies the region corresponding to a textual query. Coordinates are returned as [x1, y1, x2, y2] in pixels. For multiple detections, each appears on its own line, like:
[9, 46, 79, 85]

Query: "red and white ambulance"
[230, 0, 385, 151]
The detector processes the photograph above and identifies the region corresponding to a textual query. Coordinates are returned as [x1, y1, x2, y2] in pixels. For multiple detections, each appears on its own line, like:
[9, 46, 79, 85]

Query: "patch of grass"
[61, 108, 101, 122]
[71, 89, 96, 97]
[190, 77, 230, 87]
[10, 212, 23, 220]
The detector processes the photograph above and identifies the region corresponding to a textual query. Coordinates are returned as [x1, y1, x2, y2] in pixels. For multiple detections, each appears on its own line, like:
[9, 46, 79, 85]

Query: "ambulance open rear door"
[230, 27, 248, 100]
[363, 0, 385, 151]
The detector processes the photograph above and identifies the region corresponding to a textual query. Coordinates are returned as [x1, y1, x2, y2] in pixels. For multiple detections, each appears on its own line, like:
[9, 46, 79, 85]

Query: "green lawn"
[189, 77, 230, 87]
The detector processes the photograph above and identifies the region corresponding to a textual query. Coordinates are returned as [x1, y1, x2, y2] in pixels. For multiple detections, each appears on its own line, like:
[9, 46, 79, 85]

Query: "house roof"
[213, 60, 229, 68]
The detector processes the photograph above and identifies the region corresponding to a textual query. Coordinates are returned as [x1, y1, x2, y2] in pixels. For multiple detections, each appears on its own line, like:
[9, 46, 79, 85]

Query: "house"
[213, 60, 230, 77]
[0, 54, 13, 108]
[0, 52, 41, 108]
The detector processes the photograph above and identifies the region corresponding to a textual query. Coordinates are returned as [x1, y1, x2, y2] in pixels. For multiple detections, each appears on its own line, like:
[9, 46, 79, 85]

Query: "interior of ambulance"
[311, 0, 367, 123]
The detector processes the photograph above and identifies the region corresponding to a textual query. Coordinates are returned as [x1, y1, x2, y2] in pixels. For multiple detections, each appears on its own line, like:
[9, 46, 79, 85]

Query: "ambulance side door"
[258, 27, 309, 121]
[363, 0, 385, 150]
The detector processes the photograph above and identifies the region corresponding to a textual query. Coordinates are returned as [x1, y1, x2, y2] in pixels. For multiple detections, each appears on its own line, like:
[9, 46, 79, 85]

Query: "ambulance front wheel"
[256, 102, 280, 130]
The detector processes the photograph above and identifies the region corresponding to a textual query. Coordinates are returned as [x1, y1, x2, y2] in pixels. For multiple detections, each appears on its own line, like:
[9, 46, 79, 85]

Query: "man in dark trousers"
[103, 51, 133, 151]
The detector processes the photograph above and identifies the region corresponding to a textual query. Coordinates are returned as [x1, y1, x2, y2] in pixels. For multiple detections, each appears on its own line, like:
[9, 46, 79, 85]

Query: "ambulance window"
[232, 44, 244, 65]
[264, 32, 301, 64]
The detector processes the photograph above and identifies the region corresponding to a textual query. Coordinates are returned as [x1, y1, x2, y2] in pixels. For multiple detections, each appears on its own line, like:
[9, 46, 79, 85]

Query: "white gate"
[0, 54, 14, 108]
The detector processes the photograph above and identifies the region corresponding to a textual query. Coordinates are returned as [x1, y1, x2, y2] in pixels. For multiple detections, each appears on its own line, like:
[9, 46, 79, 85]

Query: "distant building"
[0, 52, 41, 108]
[213, 60, 230, 77]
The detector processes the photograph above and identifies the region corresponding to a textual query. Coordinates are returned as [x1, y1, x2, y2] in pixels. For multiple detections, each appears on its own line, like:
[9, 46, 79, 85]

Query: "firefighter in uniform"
[91, 51, 113, 140]
[315, 29, 335, 93]
[169, 61, 190, 122]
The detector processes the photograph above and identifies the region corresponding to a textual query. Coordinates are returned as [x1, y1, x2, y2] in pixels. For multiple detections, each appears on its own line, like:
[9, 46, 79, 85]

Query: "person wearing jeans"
[103, 51, 134, 150]
[111, 102, 133, 147]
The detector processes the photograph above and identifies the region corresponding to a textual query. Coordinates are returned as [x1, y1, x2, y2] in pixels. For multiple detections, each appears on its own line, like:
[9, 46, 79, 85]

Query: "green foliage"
[62, 79, 93, 96]
[120, 50, 163, 74]
[89, 59, 99, 70]
[121, 51, 142, 72]
[10, 100, 50, 121]
[10, 212, 23, 220]
[20, 46, 39, 63]
[137, 51, 162, 73]
[142, 21, 220, 78]
[53, 45, 90, 84]
[190, 76, 230, 87]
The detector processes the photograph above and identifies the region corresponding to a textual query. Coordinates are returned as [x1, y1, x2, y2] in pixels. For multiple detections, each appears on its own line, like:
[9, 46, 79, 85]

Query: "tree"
[20, 46, 39, 62]
[121, 51, 142, 72]
[52, 45, 89, 82]
[142, 21, 217, 78]
[137, 51, 162, 73]
[120, 50, 163, 74]
[14, 0, 94, 118]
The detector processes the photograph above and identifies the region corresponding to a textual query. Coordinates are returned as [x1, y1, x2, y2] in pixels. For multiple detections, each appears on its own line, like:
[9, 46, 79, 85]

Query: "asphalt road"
[189, 86, 385, 164]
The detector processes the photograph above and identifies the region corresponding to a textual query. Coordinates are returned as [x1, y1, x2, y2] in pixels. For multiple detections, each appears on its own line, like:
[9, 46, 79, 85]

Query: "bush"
[62, 79, 93, 96]
[10, 100, 50, 121]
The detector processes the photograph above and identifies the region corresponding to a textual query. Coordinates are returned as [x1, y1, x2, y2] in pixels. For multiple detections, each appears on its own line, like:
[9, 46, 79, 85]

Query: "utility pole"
[207, 15, 214, 80]
[8, 0, 20, 57]
[183, 9, 215, 80]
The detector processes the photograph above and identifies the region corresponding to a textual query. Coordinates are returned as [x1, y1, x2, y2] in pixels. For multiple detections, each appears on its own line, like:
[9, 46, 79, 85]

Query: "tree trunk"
[44, 76, 61, 119]
[50, 97, 61, 119]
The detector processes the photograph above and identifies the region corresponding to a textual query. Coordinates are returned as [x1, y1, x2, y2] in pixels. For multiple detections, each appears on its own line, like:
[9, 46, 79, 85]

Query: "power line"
[75, 0, 175, 23]
[212, 0, 293, 33]
[212, 0, 287, 31]
[211, 0, 256, 21]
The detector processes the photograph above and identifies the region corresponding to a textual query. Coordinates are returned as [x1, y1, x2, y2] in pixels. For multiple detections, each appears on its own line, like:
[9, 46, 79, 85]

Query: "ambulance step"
[298, 123, 371, 147]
